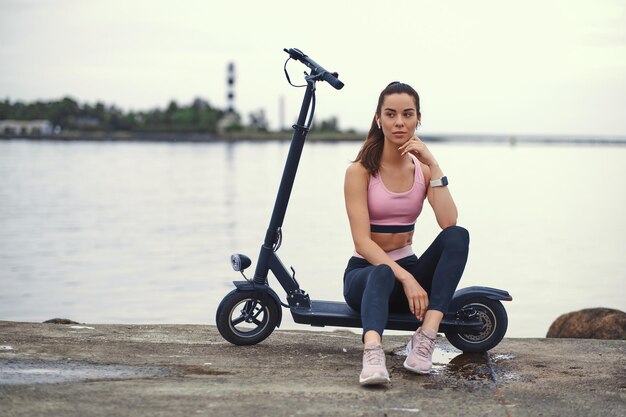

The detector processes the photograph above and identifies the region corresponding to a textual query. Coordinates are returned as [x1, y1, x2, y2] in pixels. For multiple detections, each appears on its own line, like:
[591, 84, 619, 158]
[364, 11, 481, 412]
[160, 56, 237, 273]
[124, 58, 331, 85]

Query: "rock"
[546, 308, 626, 340]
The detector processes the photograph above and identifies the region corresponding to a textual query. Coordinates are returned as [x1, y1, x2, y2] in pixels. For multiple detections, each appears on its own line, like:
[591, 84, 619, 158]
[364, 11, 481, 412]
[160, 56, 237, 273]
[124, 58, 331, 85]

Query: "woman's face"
[378, 93, 419, 144]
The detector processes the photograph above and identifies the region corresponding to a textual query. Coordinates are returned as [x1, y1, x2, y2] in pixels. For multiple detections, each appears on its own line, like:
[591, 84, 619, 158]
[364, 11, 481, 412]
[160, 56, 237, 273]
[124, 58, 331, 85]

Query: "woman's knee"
[441, 225, 470, 247]
[368, 264, 395, 291]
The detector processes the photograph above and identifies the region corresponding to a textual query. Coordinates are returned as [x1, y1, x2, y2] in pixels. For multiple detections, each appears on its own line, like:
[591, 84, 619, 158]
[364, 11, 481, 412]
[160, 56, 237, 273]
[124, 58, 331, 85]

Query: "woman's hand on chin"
[398, 136, 438, 167]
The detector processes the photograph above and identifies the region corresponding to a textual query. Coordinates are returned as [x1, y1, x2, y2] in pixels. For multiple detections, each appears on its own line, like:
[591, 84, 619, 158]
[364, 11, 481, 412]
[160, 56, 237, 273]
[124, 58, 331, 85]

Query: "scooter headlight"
[230, 253, 252, 272]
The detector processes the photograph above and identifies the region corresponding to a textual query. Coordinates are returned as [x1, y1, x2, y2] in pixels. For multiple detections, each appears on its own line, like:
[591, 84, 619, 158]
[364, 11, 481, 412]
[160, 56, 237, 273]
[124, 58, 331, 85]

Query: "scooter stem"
[253, 80, 316, 284]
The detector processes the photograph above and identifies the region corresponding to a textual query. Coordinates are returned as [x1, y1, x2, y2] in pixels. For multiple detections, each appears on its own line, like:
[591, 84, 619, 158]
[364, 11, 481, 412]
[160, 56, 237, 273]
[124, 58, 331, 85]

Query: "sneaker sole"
[359, 373, 391, 385]
[402, 359, 431, 374]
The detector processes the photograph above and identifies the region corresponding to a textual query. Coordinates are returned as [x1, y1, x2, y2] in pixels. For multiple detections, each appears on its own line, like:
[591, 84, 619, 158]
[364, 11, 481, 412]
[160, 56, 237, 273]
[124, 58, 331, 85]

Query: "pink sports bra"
[368, 154, 427, 233]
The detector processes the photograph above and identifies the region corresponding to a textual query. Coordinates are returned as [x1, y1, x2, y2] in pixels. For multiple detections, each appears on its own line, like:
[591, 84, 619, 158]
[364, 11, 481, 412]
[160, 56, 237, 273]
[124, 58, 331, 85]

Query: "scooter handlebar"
[284, 48, 344, 90]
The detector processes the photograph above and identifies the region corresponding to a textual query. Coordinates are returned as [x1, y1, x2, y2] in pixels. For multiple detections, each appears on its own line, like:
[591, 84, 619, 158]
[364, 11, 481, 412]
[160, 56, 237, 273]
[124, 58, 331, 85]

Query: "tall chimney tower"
[226, 62, 235, 113]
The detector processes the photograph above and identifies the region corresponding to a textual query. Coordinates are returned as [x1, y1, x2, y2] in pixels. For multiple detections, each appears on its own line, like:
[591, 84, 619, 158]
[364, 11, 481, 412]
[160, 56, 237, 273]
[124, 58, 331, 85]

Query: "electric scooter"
[216, 48, 512, 353]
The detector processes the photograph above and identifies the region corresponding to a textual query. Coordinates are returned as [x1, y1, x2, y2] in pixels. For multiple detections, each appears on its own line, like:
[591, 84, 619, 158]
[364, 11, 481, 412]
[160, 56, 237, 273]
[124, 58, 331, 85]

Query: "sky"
[1, 0, 625, 136]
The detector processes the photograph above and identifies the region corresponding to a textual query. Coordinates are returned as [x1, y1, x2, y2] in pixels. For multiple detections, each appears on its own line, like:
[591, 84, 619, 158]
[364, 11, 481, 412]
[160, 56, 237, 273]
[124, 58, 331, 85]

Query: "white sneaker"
[359, 342, 390, 385]
[403, 327, 437, 374]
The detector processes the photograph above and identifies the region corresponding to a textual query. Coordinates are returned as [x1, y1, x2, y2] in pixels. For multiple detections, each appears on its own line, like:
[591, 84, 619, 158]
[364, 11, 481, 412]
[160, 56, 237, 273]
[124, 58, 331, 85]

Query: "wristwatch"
[430, 176, 448, 188]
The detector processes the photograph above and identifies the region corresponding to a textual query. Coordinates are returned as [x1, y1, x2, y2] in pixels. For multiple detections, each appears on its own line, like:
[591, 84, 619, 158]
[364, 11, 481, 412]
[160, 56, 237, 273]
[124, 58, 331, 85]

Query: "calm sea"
[0, 138, 624, 338]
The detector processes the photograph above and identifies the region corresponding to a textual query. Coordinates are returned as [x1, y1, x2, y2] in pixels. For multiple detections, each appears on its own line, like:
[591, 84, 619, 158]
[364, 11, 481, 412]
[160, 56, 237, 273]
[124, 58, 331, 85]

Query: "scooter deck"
[290, 300, 484, 333]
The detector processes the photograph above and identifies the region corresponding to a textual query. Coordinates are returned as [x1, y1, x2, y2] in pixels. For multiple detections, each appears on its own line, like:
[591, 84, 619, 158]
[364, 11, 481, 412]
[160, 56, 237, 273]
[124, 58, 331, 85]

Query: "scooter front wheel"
[445, 297, 508, 353]
[216, 289, 280, 345]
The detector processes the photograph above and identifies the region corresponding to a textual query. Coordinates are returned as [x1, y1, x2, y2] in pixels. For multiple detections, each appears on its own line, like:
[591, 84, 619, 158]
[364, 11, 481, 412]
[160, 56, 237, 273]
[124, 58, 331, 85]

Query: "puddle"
[0, 359, 173, 385]
[393, 341, 517, 383]
[440, 352, 493, 380]
[493, 353, 516, 361]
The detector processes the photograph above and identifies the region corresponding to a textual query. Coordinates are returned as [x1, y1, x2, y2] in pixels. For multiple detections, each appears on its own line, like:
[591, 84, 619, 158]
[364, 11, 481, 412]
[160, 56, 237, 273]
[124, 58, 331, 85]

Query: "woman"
[343, 82, 469, 385]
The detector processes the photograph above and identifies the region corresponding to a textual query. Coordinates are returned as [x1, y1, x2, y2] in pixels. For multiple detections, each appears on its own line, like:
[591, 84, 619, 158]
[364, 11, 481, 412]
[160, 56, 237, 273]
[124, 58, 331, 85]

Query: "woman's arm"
[423, 163, 458, 229]
[344, 162, 399, 267]
[399, 137, 458, 229]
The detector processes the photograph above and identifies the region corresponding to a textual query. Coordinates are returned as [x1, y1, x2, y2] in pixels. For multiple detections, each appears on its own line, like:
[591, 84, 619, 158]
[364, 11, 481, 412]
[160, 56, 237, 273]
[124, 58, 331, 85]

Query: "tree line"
[0, 97, 341, 134]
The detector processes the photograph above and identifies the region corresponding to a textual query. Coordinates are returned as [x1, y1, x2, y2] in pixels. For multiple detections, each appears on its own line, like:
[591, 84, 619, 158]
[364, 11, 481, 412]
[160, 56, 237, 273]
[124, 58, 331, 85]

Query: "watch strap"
[430, 176, 448, 188]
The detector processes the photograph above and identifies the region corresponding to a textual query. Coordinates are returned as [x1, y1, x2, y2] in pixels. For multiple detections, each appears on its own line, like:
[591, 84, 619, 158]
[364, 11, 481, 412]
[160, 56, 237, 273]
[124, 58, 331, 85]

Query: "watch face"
[442, 176, 448, 186]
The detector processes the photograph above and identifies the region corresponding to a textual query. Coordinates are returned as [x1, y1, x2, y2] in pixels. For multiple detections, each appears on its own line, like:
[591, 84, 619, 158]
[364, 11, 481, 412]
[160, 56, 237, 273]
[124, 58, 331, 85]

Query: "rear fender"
[448, 286, 512, 312]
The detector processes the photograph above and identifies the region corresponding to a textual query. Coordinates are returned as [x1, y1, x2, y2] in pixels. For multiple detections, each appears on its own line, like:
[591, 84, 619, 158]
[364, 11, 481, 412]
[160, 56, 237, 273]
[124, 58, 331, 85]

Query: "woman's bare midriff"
[371, 231, 413, 253]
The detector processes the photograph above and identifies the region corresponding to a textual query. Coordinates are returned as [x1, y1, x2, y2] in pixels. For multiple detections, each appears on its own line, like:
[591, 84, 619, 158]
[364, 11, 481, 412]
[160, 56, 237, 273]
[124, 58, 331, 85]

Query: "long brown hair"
[354, 82, 421, 176]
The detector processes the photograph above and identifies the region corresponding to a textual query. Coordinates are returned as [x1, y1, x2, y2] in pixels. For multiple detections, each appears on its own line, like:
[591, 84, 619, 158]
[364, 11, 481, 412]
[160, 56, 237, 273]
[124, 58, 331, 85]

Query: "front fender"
[231, 281, 284, 328]
[448, 286, 512, 312]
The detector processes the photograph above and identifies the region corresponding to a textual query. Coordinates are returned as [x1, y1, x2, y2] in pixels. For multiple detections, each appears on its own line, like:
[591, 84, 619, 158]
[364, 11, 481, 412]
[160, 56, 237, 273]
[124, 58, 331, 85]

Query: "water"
[0, 139, 624, 337]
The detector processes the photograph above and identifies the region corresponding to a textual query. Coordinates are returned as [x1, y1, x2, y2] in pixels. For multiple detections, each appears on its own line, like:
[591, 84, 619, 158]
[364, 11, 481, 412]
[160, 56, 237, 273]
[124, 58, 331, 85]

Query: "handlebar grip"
[322, 71, 344, 90]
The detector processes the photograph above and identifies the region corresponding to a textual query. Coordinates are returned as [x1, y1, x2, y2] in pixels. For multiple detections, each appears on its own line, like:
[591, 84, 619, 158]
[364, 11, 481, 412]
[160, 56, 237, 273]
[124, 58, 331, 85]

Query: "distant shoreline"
[1, 131, 625, 145]
[0, 131, 363, 143]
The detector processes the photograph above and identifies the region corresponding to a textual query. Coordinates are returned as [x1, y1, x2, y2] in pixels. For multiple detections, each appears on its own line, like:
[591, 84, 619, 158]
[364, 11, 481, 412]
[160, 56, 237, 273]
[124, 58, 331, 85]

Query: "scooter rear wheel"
[216, 290, 279, 345]
[444, 297, 508, 353]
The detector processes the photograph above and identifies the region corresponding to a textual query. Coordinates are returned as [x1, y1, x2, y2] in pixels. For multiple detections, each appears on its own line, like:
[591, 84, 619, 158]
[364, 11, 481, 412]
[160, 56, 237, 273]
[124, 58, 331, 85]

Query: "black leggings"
[343, 226, 470, 338]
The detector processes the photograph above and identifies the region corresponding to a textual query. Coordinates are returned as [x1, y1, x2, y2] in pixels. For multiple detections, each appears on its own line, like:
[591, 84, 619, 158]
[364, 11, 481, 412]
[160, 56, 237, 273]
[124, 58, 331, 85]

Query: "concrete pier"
[0, 321, 624, 416]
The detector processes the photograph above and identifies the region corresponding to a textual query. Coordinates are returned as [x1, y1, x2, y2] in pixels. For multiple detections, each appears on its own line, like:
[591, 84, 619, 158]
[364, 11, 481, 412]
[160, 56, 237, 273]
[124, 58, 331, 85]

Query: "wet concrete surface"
[0, 359, 173, 385]
[0, 321, 624, 416]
